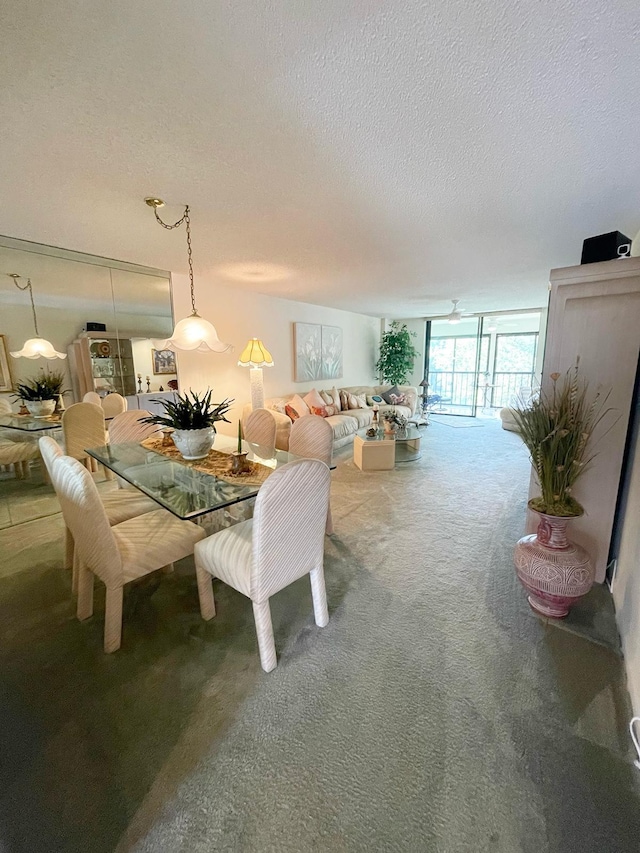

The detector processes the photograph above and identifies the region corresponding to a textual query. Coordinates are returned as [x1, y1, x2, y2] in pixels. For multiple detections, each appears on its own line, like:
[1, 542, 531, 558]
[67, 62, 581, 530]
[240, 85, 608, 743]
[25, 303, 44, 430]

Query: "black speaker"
[581, 231, 631, 264]
[84, 322, 107, 332]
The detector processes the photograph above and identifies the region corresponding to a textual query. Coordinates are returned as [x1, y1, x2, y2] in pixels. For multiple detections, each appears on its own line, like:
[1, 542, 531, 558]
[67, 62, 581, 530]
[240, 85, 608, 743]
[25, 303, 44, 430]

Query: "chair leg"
[195, 563, 216, 620]
[309, 565, 329, 627]
[161, 562, 174, 574]
[64, 526, 74, 571]
[21, 460, 31, 479]
[76, 564, 94, 620]
[325, 504, 334, 536]
[252, 600, 277, 672]
[41, 458, 50, 484]
[104, 586, 124, 653]
[103, 465, 115, 481]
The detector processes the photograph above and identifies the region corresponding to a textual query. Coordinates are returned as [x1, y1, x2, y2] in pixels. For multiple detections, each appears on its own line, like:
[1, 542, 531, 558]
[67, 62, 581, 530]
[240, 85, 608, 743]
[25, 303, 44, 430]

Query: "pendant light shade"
[11, 337, 67, 359]
[145, 198, 231, 354]
[152, 314, 232, 353]
[8, 274, 67, 360]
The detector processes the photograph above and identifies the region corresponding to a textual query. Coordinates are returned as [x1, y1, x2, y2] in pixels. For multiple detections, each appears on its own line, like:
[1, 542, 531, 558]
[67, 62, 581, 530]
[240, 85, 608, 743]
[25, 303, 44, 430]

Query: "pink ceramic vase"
[513, 512, 594, 618]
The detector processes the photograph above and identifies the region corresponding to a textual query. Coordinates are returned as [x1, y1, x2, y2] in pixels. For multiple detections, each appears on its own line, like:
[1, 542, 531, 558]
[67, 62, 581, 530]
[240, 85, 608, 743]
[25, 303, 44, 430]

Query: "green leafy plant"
[511, 363, 614, 517]
[376, 322, 419, 385]
[141, 390, 234, 431]
[13, 371, 66, 401]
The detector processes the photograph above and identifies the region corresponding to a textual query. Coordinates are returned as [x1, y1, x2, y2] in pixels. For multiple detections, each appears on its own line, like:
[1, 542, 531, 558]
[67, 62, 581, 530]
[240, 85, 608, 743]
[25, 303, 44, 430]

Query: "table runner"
[140, 436, 274, 487]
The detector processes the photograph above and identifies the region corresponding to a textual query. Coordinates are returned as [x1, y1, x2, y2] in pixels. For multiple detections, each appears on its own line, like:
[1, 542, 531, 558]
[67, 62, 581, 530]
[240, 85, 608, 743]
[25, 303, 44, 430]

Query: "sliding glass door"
[425, 317, 486, 417]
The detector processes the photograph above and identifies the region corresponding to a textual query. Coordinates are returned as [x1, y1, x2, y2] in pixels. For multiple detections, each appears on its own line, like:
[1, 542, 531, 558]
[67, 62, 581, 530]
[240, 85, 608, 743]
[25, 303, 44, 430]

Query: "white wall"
[131, 339, 177, 393]
[170, 273, 380, 435]
[613, 417, 640, 715]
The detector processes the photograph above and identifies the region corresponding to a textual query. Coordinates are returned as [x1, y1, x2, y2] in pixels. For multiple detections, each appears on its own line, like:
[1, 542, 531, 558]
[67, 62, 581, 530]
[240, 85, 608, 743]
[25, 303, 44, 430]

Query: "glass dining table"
[85, 435, 309, 521]
[0, 413, 63, 435]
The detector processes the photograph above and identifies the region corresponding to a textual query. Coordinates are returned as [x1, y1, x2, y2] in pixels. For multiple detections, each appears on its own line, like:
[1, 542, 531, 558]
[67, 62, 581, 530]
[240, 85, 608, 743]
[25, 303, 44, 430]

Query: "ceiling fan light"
[10, 337, 67, 359]
[152, 313, 232, 354]
[447, 313, 462, 325]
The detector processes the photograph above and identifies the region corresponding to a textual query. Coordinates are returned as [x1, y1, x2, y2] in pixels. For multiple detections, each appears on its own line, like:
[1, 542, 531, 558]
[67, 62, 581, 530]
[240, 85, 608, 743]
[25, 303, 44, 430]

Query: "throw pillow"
[289, 393, 310, 417]
[285, 404, 300, 422]
[324, 404, 338, 416]
[389, 392, 407, 405]
[347, 392, 367, 409]
[331, 387, 342, 412]
[366, 394, 384, 406]
[381, 385, 401, 405]
[319, 390, 333, 405]
[311, 405, 329, 418]
[269, 399, 288, 415]
[303, 388, 326, 410]
[339, 389, 350, 411]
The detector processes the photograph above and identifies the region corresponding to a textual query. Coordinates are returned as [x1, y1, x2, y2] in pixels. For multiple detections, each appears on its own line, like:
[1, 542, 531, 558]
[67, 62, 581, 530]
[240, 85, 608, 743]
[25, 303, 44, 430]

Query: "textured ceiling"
[1, 1, 639, 318]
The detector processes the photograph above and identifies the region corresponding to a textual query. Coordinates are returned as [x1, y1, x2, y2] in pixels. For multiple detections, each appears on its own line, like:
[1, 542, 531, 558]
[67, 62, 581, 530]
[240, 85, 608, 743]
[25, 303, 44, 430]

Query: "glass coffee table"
[354, 424, 422, 469]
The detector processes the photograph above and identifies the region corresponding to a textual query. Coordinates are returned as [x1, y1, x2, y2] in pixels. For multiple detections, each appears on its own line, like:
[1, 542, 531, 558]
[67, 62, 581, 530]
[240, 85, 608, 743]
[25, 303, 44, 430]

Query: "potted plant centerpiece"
[382, 409, 407, 436]
[141, 390, 233, 460]
[511, 363, 613, 617]
[13, 371, 66, 417]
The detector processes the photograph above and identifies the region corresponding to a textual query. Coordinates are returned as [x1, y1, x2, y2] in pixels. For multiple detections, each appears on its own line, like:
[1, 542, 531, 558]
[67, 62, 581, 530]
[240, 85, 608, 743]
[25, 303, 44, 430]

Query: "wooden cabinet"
[529, 257, 640, 582]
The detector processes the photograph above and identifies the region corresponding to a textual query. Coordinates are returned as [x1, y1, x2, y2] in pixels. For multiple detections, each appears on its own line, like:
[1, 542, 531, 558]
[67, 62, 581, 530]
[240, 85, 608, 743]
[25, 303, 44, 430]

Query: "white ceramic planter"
[171, 427, 215, 460]
[25, 399, 56, 418]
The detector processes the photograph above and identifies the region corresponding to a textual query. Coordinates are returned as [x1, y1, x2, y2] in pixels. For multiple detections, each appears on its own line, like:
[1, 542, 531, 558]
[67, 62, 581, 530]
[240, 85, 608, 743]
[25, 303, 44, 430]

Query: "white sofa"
[243, 385, 418, 451]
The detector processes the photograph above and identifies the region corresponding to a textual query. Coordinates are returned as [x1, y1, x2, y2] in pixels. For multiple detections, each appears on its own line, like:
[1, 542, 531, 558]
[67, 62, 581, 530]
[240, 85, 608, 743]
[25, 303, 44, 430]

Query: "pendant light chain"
[11, 276, 40, 336]
[153, 205, 197, 315]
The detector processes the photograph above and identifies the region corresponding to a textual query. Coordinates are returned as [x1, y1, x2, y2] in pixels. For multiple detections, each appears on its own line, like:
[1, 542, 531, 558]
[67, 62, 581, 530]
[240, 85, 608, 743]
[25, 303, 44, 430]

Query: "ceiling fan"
[438, 299, 472, 324]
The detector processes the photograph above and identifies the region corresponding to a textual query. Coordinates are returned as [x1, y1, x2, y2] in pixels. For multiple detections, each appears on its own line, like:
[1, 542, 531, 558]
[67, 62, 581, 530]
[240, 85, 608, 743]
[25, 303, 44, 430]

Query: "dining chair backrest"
[101, 393, 128, 418]
[83, 391, 101, 405]
[251, 458, 330, 601]
[53, 455, 122, 585]
[38, 435, 64, 481]
[62, 402, 106, 460]
[244, 408, 277, 448]
[0, 398, 13, 415]
[288, 414, 333, 466]
[108, 410, 159, 444]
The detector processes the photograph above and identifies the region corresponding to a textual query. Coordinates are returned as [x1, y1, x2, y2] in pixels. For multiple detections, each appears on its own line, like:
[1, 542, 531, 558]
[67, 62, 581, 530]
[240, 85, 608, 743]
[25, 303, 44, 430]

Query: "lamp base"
[250, 367, 264, 410]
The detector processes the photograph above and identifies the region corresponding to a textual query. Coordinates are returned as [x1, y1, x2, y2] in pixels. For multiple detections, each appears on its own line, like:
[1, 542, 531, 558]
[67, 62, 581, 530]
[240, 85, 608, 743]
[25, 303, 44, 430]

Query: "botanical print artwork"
[321, 325, 343, 379]
[0, 335, 13, 392]
[294, 323, 322, 381]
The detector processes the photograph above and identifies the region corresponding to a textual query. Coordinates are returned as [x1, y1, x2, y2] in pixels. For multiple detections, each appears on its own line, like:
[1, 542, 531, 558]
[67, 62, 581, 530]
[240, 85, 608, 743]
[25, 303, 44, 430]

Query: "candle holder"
[146, 377, 151, 393]
[137, 374, 143, 393]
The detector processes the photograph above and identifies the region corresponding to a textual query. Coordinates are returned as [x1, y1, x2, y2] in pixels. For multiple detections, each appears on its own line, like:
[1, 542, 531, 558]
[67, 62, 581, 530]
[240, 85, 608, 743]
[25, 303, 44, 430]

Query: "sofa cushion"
[326, 414, 359, 441]
[341, 408, 374, 429]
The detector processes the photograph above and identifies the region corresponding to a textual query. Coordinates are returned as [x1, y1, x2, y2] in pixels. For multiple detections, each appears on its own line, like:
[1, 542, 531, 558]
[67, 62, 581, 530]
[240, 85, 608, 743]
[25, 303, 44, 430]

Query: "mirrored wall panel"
[0, 236, 173, 405]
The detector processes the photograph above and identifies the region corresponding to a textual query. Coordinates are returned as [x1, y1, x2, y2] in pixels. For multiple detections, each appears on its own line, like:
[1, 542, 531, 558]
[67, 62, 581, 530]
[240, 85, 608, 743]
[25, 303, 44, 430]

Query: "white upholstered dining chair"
[0, 398, 12, 415]
[195, 458, 331, 672]
[108, 409, 159, 444]
[39, 436, 159, 576]
[0, 439, 41, 479]
[101, 393, 127, 419]
[83, 391, 101, 405]
[62, 401, 112, 478]
[243, 408, 277, 450]
[288, 414, 334, 535]
[53, 453, 205, 652]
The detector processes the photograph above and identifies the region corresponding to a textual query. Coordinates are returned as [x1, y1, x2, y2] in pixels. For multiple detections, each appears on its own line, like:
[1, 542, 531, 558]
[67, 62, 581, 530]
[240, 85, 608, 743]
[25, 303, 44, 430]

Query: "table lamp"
[238, 338, 274, 409]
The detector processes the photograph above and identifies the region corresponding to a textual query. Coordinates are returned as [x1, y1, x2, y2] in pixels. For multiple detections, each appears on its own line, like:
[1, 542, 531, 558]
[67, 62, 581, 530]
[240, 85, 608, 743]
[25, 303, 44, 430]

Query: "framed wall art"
[294, 322, 322, 381]
[0, 335, 14, 393]
[321, 325, 343, 380]
[152, 348, 177, 375]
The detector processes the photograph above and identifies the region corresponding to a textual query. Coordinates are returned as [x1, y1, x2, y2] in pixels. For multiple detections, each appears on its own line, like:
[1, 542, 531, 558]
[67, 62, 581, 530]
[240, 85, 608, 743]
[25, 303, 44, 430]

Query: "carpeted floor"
[0, 419, 638, 853]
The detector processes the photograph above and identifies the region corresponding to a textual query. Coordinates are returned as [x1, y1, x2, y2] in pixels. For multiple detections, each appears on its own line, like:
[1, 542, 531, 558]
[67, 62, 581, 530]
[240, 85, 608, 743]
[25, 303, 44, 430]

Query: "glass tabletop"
[358, 423, 422, 443]
[85, 436, 303, 520]
[0, 414, 63, 432]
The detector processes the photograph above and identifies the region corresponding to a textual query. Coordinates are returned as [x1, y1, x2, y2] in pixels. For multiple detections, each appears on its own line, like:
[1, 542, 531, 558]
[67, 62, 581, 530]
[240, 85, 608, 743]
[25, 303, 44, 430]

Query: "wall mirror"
[0, 235, 173, 403]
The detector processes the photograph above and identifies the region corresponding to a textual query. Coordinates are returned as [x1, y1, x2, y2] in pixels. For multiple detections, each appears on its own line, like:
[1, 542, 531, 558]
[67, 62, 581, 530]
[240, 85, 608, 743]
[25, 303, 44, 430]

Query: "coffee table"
[353, 424, 422, 470]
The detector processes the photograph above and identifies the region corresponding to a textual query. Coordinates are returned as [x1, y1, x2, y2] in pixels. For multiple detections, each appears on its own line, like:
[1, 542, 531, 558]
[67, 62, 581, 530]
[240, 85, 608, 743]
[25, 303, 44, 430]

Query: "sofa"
[243, 385, 418, 451]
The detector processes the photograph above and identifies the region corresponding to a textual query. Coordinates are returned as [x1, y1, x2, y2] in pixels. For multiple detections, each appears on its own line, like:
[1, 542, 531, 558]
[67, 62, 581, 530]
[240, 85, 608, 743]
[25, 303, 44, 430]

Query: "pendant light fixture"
[145, 198, 232, 354]
[8, 274, 67, 359]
